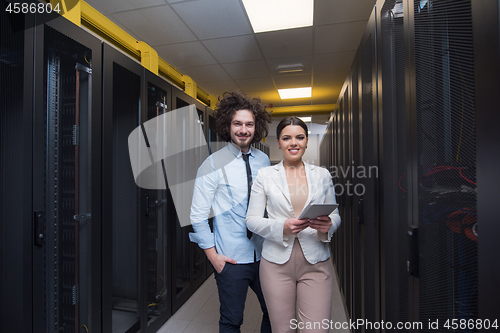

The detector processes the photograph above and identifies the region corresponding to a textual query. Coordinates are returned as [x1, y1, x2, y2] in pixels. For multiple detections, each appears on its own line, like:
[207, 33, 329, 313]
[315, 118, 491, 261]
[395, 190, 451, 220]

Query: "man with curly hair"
[190, 92, 272, 332]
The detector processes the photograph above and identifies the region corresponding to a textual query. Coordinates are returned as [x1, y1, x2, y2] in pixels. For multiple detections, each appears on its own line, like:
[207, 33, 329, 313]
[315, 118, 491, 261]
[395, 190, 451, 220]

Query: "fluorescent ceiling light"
[242, 0, 314, 33]
[278, 87, 312, 99]
[298, 116, 311, 122]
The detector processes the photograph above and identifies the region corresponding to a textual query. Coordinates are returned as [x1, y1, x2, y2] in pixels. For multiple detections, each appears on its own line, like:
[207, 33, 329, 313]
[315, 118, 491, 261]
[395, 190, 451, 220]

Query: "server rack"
[169, 88, 210, 312]
[189, 97, 210, 293]
[0, 2, 34, 332]
[319, 0, 489, 331]
[412, 0, 477, 329]
[378, 0, 410, 329]
[2, 3, 221, 331]
[473, 0, 500, 326]
[102, 44, 213, 332]
[102, 43, 145, 333]
[143, 70, 175, 332]
[31, 14, 103, 333]
[204, 107, 218, 279]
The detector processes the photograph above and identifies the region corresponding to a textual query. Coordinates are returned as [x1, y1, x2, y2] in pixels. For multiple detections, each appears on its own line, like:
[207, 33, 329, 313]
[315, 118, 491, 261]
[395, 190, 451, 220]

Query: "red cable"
[399, 174, 408, 193]
[424, 166, 476, 185]
[459, 169, 476, 185]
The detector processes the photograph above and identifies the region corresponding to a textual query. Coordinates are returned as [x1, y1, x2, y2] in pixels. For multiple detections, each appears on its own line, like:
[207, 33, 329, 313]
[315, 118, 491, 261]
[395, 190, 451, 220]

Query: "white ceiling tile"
[313, 51, 356, 73]
[273, 74, 312, 90]
[314, 71, 345, 88]
[85, 0, 375, 112]
[243, 90, 282, 107]
[279, 97, 313, 107]
[85, 0, 165, 14]
[202, 35, 262, 64]
[256, 27, 313, 59]
[235, 77, 276, 92]
[166, 0, 198, 3]
[222, 60, 269, 80]
[198, 80, 241, 99]
[312, 92, 337, 105]
[314, 0, 376, 25]
[111, 5, 197, 46]
[314, 21, 368, 54]
[171, 0, 253, 39]
[182, 64, 231, 83]
[312, 72, 344, 103]
[155, 42, 216, 68]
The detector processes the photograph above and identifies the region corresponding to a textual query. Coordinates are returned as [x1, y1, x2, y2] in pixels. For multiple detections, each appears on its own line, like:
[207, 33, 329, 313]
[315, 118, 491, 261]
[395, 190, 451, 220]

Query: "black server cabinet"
[328, 7, 381, 329]
[190, 99, 210, 293]
[169, 89, 209, 312]
[102, 44, 144, 333]
[377, 0, 411, 329]
[207, 107, 222, 155]
[0, 3, 34, 332]
[358, 9, 381, 330]
[102, 44, 175, 333]
[32, 15, 102, 333]
[143, 70, 174, 332]
[412, 0, 478, 328]
[473, 0, 500, 326]
[350, 60, 363, 327]
[320, 0, 491, 330]
[336, 96, 346, 297]
[205, 107, 218, 279]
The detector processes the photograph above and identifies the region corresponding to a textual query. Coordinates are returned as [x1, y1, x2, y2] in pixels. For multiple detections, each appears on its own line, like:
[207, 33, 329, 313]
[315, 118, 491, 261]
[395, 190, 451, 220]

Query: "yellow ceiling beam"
[81, 1, 140, 58]
[197, 88, 218, 110]
[183, 75, 197, 100]
[158, 58, 185, 89]
[136, 41, 159, 75]
[267, 104, 335, 116]
[50, 0, 81, 26]
[80, 1, 217, 106]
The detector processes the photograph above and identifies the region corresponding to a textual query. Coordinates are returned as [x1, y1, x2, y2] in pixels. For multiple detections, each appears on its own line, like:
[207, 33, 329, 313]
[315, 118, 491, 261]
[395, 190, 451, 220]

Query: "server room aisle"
[158, 268, 349, 333]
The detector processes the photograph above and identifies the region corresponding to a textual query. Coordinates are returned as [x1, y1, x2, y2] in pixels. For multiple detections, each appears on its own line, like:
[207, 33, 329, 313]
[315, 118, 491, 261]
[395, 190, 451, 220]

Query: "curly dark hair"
[215, 92, 272, 144]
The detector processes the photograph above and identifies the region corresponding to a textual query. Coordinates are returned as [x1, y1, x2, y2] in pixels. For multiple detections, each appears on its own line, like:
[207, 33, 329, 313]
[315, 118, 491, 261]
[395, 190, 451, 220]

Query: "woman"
[246, 116, 341, 332]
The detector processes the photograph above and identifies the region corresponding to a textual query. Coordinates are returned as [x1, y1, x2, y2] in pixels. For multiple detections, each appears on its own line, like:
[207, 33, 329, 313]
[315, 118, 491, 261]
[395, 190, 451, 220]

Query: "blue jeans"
[213, 261, 272, 333]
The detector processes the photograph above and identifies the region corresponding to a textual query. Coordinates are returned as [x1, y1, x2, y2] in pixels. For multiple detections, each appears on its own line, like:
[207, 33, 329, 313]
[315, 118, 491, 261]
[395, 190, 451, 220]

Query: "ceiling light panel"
[278, 87, 312, 99]
[277, 64, 304, 74]
[242, 0, 314, 33]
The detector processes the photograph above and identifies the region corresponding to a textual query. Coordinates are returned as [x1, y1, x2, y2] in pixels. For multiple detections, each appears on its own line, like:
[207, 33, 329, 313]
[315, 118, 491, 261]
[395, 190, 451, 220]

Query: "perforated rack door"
[37, 24, 96, 333]
[414, 0, 477, 330]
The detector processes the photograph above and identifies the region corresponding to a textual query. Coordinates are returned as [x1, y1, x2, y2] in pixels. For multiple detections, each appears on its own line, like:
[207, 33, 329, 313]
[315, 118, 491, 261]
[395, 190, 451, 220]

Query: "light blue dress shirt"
[189, 142, 270, 264]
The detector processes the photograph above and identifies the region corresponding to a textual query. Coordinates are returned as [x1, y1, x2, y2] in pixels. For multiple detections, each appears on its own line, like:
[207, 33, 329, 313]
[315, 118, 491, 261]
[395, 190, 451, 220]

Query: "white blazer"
[246, 161, 341, 264]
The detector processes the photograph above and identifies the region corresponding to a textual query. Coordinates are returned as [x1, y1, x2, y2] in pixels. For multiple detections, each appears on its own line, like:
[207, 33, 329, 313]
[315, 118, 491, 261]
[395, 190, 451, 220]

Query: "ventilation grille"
[414, 0, 477, 330]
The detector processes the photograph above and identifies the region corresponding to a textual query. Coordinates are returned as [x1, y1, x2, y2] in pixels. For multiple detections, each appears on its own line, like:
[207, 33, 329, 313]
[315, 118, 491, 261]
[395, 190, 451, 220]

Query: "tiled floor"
[158, 265, 350, 333]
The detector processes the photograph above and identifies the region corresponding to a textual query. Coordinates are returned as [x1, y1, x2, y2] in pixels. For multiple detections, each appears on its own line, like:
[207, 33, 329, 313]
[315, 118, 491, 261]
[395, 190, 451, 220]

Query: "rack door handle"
[34, 210, 45, 246]
[408, 225, 419, 277]
[358, 197, 364, 225]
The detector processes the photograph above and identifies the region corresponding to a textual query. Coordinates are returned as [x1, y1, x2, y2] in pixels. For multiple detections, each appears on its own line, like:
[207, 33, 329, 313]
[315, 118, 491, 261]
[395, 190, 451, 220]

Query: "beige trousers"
[259, 239, 334, 333]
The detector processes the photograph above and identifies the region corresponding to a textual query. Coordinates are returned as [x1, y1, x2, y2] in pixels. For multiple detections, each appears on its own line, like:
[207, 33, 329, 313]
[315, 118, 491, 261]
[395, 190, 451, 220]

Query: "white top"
[245, 161, 341, 264]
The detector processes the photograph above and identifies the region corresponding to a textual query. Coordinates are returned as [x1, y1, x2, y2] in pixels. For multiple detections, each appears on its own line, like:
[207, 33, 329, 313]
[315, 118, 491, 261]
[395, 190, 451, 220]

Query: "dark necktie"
[242, 153, 253, 239]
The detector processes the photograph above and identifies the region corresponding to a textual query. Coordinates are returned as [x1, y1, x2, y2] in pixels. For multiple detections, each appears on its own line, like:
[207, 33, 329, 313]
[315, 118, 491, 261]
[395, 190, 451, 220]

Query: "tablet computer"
[298, 203, 339, 220]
